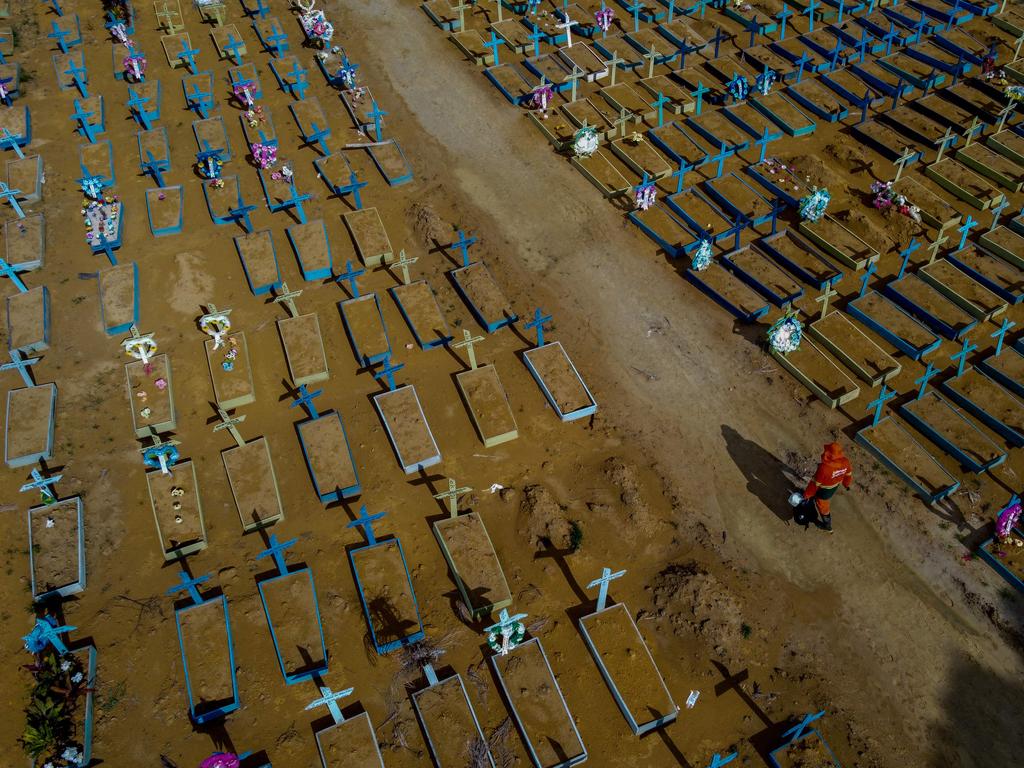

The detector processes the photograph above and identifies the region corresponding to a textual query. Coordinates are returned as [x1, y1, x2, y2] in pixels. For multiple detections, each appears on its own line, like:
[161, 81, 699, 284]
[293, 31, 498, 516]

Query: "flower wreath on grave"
[634, 181, 657, 211]
[124, 53, 147, 82]
[531, 83, 555, 115]
[245, 104, 267, 128]
[142, 443, 179, 470]
[124, 335, 158, 361]
[767, 310, 803, 354]
[691, 239, 714, 271]
[80, 176, 106, 201]
[110, 24, 130, 45]
[83, 197, 121, 246]
[728, 76, 750, 102]
[198, 155, 225, 180]
[295, 0, 335, 46]
[997, 499, 1023, 541]
[252, 142, 277, 169]
[595, 7, 614, 33]
[756, 69, 776, 96]
[798, 187, 830, 223]
[487, 620, 526, 655]
[572, 125, 600, 158]
[201, 754, 241, 768]
[1006, 85, 1024, 104]
[200, 313, 232, 349]
[870, 181, 921, 223]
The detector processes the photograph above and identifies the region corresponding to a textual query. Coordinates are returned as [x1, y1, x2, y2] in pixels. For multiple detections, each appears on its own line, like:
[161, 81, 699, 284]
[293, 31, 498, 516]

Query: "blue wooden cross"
[858, 260, 876, 297]
[224, 33, 246, 66]
[256, 533, 300, 576]
[48, 21, 73, 54]
[587, 566, 626, 611]
[855, 28, 871, 65]
[484, 608, 529, 654]
[287, 59, 309, 100]
[946, 0, 961, 30]
[781, 711, 826, 742]
[166, 570, 211, 605]
[889, 77, 905, 111]
[141, 151, 169, 187]
[305, 684, 354, 724]
[991, 317, 1016, 357]
[373, 355, 404, 391]
[451, 230, 477, 267]
[747, 16, 762, 48]
[2, 349, 40, 387]
[227, 203, 257, 232]
[20, 468, 63, 503]
[951, 336, 977, 378]
[896, 237, 919, 280]
[0, 257, 29, 293]
[794, 51, 812, 83]
[755, 126, 779, 163]
[242, 0, 272, 18]
[64, 58, 88, 98]
[627, 0, 642, 33]
[126, 89, 154, 130]
[707, 754, 738, 768]
[989, 196, 1009, 232]
[711, 26, 726, 58]
[529, 28, 544, 58]
[804, 0, 817, 33]
[777, 4, 793, 40]
[41, 0, 64, 16]
[0, 29, 10, 65]
[651, 91, 671, 127]
[70, 100, 100, 143]
[915, 360, 938, 399]
[281, 181, 312, 224]
[835, 0, 846, 21]
[883, 22, 899, 57]
[290, 383, 324, 419]
[335, 260, 365, 298]
[0, 182, 25, 219]
[709, 140, 729, 179]
[337, 170, 367, 210]
[484, 30, 503, 66]
[305, 120, 331, 155]
[957, 214, 977, 250]
[23, 617, 76, 656]
[768, 196, 784, 234]
[727, 73, 746, 104]
[347, 505, 387, 546]
[0, 128, 25, 159]
[671, 157, 694, 195]
[265, 24, 289, 57]
[369, 101, 387, 142]
[913, 12, 929, 45]
[338, 55, 359, 88]
[178, 43, 201, 73]
[79, 174, 106, 200]
[827, 42, 844, 72]
[857, 88, 873, 125]
[185, 82, 214, 118]
[525, 307, 553, 346]
[692, 81, 709, 116]
[867, 383, 896, 426]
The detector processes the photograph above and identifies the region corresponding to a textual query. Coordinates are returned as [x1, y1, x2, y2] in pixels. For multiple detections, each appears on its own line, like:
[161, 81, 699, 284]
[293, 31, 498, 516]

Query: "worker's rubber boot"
[817, 513, 833, 533]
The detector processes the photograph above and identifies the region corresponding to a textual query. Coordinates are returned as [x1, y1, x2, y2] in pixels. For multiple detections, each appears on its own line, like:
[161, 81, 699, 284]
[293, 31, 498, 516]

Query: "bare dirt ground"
[0, 2, 1022, 767]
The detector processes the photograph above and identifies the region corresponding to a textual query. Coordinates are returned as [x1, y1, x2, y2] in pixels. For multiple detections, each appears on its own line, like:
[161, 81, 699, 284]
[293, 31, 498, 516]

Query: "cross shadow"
[720, 424, 798, 524]
[534, 539, 588, 604]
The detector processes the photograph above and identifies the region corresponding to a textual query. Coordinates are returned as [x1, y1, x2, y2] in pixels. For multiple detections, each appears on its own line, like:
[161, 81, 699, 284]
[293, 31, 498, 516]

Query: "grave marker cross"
[996, 103, 1014, 135]
[883, 23, 899, 57]
[335, 260, 365, 298]
[485, 608, 529, 656]
[290, 383, 324, 420]
[957, 214, 977, 250]
[529, 28, 544, 58]
[369, 100, 387, 142]
[453, 1, 470, 32]
[692, 81, 709, 116]
[914, 360, 938, 399]
[273, 282, 303, 318]
[814, 280, 838, 320]
[782, 711, 826, 742]
[451, 230, 477, 267]
[927, 234, 948, 265]
[893, 147, 915, 183]
[243, 0, 272, 19]
[434, 477, 472, 517]
[0, 127, 25, 158]
[0, 182, 25, 219]
[525, 307, 553, 346]
[989, 196, 1008, 232]
[20, 468, 63, 503]
[897, 237, 919, 280]
[64, 58, 88, 97]
[373, 355, 404, 391]
[643, 43, 659, 80]
[587, 566, 626, 611]
[0, 257, 29, 292]
[126, 90, 153, 130]
[2, 349, 39, 387]
[41, 0, 64, 17]
[867, 383, 896, 426]
[305, 685, 354, 724]
[934, 127, 955, 163]
[154, 2, 183, 35]
[557, 11, 580, 49]
[266, 25, 289, 58]
[652, 91, 671, 127]
[213, 407, 247, 447]
[804, 0, 817, 33]
[858, 260, 877, 298]
[23, 618, 76, 656]
[483, 30, 503, 66]
[707, 754, 738, 768]
[48, 22, 73, 54]
[346, 505, 387, 546]
[228, 203, 257, 232]
[992, 317, 1016, 357]
[951, 336, 977, 378]
[337, 169, 367, 210]
[963, 116, 981, 148]
[777, 4, 793, 40]
[256, 533, 300, 576]
[452, 328, 485, 369]
[166, 570, 211, 605]
[564, 64, 585, 103]
[224, 33, 246, 66]
[604, 51, 624, 86]
[794, 51, 811, 84]
[755, 126, 779, 163]
[627, 0, 642, 33]
[178, 43, 201, 73]
[391, 249, 418, 285]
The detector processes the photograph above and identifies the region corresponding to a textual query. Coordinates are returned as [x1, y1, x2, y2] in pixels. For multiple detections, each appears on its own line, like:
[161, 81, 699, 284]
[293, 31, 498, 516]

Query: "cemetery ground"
[0, 2, 1023, 768]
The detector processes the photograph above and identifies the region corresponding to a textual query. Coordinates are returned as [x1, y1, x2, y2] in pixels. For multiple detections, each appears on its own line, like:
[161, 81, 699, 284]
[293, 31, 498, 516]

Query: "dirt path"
[351, 1, 1024, 764]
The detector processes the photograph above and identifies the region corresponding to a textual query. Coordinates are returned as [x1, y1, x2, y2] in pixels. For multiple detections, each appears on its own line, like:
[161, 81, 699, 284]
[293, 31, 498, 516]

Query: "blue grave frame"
[720, 245, 805, 307]
[855, 417, 960, 503]
[6, 285, 50, 354]
[146, 185, 184, 237]
[523, 341, 599, 421]
[348, 534, 426, 654]
[977, 525, 1024, 594]
[182, 71, 215, 118]
[749, 93, 817, 137]
[847, 62, 917, 99]
[977, 348, 1024, 400]
[257, 166, 308, 214]
[235, 231, 283, 296]
[339, 293, 392, 366]
[5, 383, 57, 468]
[136, 127, 170, 179]
[389, 283, 453, 350]
[450, 262, 519, 332]
[666, 187, 741, 245]
[613, 0, 666, 22]
[846, 291, 941, 360]
[881, 277, 978, 341]
[941, 370, 1024, 447]
[685, 262, 772, 322]
[253, 19, 289, 57]
[627, 202, 696, 258]
[229, 62, 263, 100]
[756, 229, 844, 290]
[898, 391, 1007, 473]
[286, 220, 333, 281]
[768, 724, 840, 768]
[484, 63, 535, 105]
[192, 115, 233, 161]
[203, 175, 244, 225]
[906, 0, 971, 27]
[944, 250, 1024, 306]
[703, 173, 776, 228]
[269, 57, 304, 99]
[373, 385, 443, 473]
[98, 262, 138, 335]
[78, 140, 115, 189]
[28, 495, 85, 600]
[52, 51, 87, 93]
[173, 592, 241, 723]
[367, 138, 414, 186]
[296, 410, 361, 501]
[257, 565, 329, 684]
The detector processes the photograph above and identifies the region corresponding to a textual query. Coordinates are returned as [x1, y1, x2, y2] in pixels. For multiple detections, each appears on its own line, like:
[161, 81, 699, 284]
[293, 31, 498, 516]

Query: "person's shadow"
[721, 424, 802, 524]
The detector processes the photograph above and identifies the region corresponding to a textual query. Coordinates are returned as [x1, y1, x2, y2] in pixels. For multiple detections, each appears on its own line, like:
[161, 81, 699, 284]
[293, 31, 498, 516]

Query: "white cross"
[558, 13, 580, 48]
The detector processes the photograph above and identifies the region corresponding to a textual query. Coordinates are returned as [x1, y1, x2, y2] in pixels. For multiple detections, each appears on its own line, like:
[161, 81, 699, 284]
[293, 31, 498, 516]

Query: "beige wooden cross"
[273, 281, 303, 318]
[1015, 33, 1024, 63]
[453, 1, 471, 32]
[644, 43, 658, 80]
[564, 64, 585, 102]
[963, 116, 980, 148]
[893, 146, 915, 182]
[154, 0, 184, 34]
[614, 107, 632, 137]
[996, 103, 1014, 134]
[926, 234, 948, 265]
[815, 281, 838, 320]
[494, 0, 504, 23]
[213, 407, 247, 448]
[604, 51, 624, 86]
[452, 328, 485, 370]
[934, 127, 955, 163]
[391, 249, 418, 285]
[434, 477, 473, 517]
[198, 1, 227, 26]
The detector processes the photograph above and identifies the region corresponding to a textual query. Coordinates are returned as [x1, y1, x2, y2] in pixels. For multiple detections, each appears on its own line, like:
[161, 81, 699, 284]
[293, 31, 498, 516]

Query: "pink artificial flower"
[200, 754, 240, 768]
[154, 378, 167, 390]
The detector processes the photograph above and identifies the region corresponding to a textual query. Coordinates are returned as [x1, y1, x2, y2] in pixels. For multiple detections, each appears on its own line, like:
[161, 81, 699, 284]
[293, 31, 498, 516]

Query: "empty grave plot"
[259, 570, 326, 680]
[5, 384, 56, 468]
[759, 230, 842, 289]
[5, 214, 45, 271]
[610, 135, 672, 180]
[882, 274, 977, 341]
[97, 262, 138, 335]
[297, 411, 360, 501]
[147, 461, 206, 559]
[8, 154, 43, 204]
[315, 712, 384, 768]
[571, 150, 631, 198]
[125, 354, 176, 437]
[926, 158, 1000, 209]
[413, 674, 488, 767]
[278, 313, 329, 385]
[0, 102, 28, 141]
[856, 417, 959, 503]
[492, 637, 586, 768]
[6, 285, 49, 354]
[138, 127, 170, 167]
[809, 311, 900, 386]
[222, 437, 284, 530]
[212, 24, 247, 60]
[434, 512, 511, 618]
[206, 333, 255, 410]
[350, 538, 424, 652]
[980, 227, 1024, 269]
[721, 245, 803, 307]
[343, 208, 393, 267]
[176, 597, 236, 722]
[367, 139, 413, 185]
[340, 293, 390, 366]
[451, 261, 516, 332]
[771, 339, 859, 409]
[290, 97, 330, 144]
[456, 364, 518, 447]
[234, 230, 281, 294]
[287, 219, 332, 281]
[373, 385, 441, 473]
[28, 496, 85, 600]
[146, 186, 184, 236]
[979, 348, 1024, 399]
[957, 142, 1024, 192]
[79, 140, 113, 182]
[162, 33, 193, 67]
[391, 280, 450, 349]
[900, 391, 1005, 474]
[193, 117, 232, 160]
[580, 602, 676, 735]
[947, 246, 1024, 304]
[524, 342, 597, 421]
[204, 176, 243, 222]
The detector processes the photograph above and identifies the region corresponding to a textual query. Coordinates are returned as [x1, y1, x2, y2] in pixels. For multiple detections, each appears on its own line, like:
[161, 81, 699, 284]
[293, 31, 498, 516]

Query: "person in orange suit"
[803, 442, 853, 533]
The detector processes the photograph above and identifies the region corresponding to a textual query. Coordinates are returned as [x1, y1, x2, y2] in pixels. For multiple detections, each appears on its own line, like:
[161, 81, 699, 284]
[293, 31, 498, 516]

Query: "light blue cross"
[525, 307, 553, 347]
[165, 570, 211, 605]
[290, 383, 324, 419]
[951, 335, 977, 378]
[347, 505, 387, 546]
[991, 317, 1016, 357]
[586, 566, 626, 611]
[867, 384, 896, 426]
[256, 533, 300, 576]
[305, 685, 354, 724]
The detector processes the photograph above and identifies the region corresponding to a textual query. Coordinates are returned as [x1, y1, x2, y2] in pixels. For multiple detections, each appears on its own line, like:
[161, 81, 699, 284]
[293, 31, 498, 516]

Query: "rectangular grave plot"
[571, 150, 631, 198]
[768, 728, 840, 768]
[486, 62, 535, 105]
[5, 384, 56, 468]
[925, 158, 1001, 210]
[558, 43, 608, 82]
[809, 311, 901, 386]
[758, 229, 843, 289]
[451, 29, 493, 66]
[258, 569, 327, 683]
[846, 291, 940, 360]
[919, 259, 1008, 321]
[146, 186, 184, 237]
[162, 33, 192, 67]
[451, 262, 517, 332]
[206, 333, 255, 409]
[600, 82, 656, 121]
[174, 596, 239, 723]
[579, 602, 676, 735]
[287, 219, 332, 281]
[340, 294, 391, 366]
[900, 391, 1006, 473]
[193, 116, 232, 160]
[434, 511, 512, 618]
[628, 203, 696, 258]
[146, 461, 206, 559]
[290, 97, 330, 145]
[6, 285, 49, 354]
[977, 347, 1024, 399]
[79, 140, 114, 184]
[52, 50, 85, 90]
[228, 62, 261, 98]
[946, 246, 1024, 305]
[524, 341, 597, 421]
[750, 92, 817, 137]
[341, 85, 376, 128]
[349, 539, 425, 653]
[278, 313, 329, 386]
[203, 175, 243, 224]
[941, 370, 1024, 447]
[665, 188, 734, 244]
[28, 496, 85, 600]
[315, 711, 385, 768]
[5, 214, 45, 271]
[492, 637, 587, 768]
[686, 262, 772, 323]
[234, 230, 282, 295]
[97, 262, 138, 335]
[125, 354, 176, 437]
[457, 364, 518, 447]
[343, 208, 393, 268]
[138, 126, 170, 168]
[977, 526, 1024, 595]
[413, 673, 491, 768]
[493, 19, 531, 52]
[211, 24, 247, 60]
[7, 154, 42, 205]
[529, 111, 576, 152]
[647, 124, 708, 169]
[785, 78, 848, 122]
[374, 385, 441, 473]
[987, 129, 1024, 168]
[721, 245, 803, 307]
[855, 416, 960, 503]
[367, 139, 414, 186]
[703, 173, 773, 228]
[980, 227, 1024, 271]
[390, 281, 451, 350]
[610, 136, 672, 179]
[269, 57, 303, 99]
[771, 338, 860, 409]
[0, 103, 29, 145]
[882, 274, 978, 341]
[297, 411, 360, 502]
[799, 215, 879, 270]
[223, 437, 284, 530]
[957, 142, 1024, 193]
[892, 177, 960, 231]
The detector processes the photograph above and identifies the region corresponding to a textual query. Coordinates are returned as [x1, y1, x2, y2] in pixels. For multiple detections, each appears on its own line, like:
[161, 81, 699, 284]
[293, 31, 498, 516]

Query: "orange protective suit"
[803, 442, 853, 515]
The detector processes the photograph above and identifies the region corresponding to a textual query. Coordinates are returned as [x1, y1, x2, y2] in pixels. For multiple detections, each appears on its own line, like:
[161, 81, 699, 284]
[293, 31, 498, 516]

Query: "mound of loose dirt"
[519, 484, 573, 550]
[407, 202, 449, 247]
[602, 457, 654, 532]
[648, 562, 744, 656]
